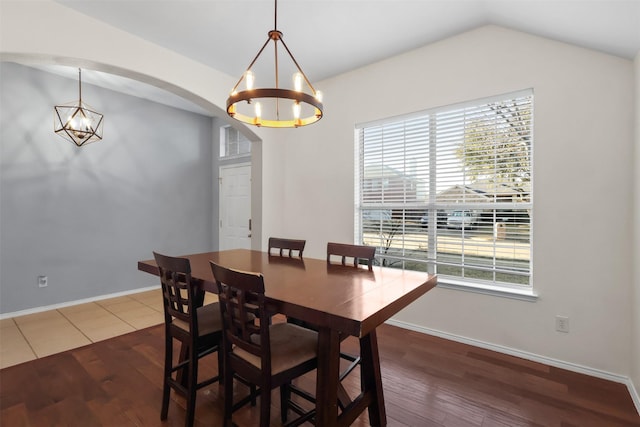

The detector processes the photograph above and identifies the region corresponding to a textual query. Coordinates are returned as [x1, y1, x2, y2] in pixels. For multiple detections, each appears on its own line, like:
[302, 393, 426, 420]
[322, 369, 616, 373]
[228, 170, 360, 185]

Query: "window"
[356, 90, 533, 296]
[220, 125, 251, 159]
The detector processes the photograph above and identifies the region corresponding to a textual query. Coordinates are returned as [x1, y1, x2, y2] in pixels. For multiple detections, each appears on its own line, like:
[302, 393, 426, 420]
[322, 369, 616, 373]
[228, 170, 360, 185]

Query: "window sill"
[219, 154, 251, 163]
[437, 279, 538, 302]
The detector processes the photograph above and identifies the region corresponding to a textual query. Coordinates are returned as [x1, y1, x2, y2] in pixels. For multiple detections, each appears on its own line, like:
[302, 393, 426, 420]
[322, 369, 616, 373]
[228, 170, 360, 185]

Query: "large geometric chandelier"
[54, 68, 104, 147]
[226, 0, 323, 128]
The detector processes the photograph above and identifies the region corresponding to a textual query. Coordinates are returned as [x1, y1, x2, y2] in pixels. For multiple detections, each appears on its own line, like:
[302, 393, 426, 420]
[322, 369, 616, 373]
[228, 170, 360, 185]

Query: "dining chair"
[268, 236, 307, 326]
[326, 242, 376, 271]
[326, 242, 376, 392]
[268, 237, 306, 258]
[153, 251, 223, 427]
[209, 261, 318, 427]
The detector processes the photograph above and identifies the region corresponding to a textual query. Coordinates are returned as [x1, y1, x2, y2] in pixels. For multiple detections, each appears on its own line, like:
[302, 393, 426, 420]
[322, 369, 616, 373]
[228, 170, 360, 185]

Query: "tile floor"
[0, 288, 218, 370]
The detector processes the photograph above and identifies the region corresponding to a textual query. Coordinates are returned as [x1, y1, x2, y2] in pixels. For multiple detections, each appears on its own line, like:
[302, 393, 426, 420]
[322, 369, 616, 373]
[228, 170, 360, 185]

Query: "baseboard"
[0, 285, 160, 320]
[627, 378, 640, 416]
[386, 318, 640, 416]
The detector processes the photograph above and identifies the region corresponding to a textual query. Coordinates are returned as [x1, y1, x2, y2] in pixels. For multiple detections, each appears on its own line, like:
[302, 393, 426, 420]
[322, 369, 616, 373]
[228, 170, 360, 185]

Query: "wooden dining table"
[138, 249, 437, 426]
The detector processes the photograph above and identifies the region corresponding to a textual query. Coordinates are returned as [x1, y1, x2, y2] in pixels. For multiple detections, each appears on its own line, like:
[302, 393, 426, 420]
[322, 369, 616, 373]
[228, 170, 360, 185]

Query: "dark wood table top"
[138, 249, 437, 338]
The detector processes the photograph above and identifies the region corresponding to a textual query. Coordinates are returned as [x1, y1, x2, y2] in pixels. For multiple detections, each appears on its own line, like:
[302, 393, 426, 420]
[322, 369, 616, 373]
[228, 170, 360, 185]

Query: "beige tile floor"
[0, 288, 218, 370]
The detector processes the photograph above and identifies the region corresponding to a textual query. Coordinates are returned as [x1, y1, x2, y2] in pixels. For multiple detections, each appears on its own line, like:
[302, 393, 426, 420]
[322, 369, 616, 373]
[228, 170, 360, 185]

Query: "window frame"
[219, 125, 251, 160]
[355, 89, 536, 300]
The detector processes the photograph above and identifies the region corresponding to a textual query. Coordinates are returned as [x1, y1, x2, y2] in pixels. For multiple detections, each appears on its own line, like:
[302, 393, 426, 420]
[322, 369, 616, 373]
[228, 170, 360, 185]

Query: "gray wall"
[0, 63, 215, 314]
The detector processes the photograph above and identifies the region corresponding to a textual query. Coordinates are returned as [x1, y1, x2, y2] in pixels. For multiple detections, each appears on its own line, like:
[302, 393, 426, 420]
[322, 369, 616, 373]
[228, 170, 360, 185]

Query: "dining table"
[138, 249, 437, 426]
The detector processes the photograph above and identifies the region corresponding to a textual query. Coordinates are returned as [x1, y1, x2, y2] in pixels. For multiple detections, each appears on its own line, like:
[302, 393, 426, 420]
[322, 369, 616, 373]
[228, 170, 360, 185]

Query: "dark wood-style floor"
[1, 320, 638, 427]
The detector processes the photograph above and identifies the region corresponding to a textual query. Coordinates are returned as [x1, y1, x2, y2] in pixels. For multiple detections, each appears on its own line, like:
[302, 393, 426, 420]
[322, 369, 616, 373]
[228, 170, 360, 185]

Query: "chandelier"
[54, 68, 104, 147]
[226, 0, 323, 128]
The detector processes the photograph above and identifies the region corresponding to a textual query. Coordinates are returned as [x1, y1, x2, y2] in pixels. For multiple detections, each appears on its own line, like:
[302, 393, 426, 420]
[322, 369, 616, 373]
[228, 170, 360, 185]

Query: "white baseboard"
[0, 285, 160, 320]
[386, 318, 640, 416]
[627, 378, 640, 416]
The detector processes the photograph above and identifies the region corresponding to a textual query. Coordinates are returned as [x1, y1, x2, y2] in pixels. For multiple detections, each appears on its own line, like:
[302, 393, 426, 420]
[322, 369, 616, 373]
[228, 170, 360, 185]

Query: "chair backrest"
[268, 237, 306, 258]
[326, 242, 376, 271]
[209, 261, 272, 373]
[153, 251, 204, 332]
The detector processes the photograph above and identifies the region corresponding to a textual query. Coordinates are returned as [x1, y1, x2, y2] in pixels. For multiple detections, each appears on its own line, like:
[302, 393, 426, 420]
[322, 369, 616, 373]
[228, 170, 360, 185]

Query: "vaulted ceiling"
[37, 0, 640, 115]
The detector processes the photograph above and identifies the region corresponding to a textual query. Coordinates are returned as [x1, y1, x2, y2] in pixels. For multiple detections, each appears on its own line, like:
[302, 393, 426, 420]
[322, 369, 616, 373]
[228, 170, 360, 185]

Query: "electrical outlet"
[38, 275, 48, 288]
[555, 315, 569, 333]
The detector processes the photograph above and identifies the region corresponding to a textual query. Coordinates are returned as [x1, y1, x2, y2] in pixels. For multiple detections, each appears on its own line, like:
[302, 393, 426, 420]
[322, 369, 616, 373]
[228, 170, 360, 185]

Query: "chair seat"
[173, 302, 223, 336]
[234, 322, 318, 375]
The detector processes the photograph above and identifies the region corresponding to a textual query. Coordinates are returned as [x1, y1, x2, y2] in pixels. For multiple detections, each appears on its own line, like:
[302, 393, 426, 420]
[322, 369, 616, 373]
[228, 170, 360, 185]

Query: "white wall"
[265, 26, 636, 377]
[633, 51, 640, 396]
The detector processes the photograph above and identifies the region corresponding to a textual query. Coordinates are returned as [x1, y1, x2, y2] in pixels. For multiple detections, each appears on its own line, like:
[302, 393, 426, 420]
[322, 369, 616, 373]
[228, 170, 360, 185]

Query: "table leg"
[315, 327, 341, 426]
[360, 329, 386, 426]
[177, 342, 189, 387]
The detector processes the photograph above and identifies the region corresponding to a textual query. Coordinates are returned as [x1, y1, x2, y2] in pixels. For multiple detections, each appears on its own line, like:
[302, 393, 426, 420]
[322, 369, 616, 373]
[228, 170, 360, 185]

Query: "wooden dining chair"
[209, 261, 318, 427]
[326, 242, 376, 389]
[153, 252, 223, 427]
[327, 242, 376, 271]
[268, 237, 306, 258]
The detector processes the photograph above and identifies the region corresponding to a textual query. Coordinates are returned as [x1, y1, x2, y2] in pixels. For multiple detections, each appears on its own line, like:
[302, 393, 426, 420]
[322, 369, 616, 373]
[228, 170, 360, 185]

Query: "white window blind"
[356, 90, 533, 290]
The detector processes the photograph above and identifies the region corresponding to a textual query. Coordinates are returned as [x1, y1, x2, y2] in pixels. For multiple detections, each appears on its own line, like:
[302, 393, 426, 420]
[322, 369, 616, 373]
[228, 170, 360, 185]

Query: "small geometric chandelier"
[226, 0, 323, 128]
[54, 68, 104, 147]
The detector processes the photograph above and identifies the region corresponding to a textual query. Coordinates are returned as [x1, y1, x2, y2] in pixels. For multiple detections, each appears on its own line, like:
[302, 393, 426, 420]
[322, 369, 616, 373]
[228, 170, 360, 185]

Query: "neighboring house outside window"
[356, 90, 533, 297]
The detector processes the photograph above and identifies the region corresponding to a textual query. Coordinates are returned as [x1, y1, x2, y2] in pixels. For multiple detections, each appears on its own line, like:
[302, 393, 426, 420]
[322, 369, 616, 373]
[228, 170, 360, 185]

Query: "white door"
[219, 163, 252, 250]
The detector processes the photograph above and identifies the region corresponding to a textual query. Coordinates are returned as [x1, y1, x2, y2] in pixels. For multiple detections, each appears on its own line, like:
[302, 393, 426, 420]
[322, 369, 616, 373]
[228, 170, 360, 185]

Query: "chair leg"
[259, 386, 271, 427]
[217, 344, 225, 384]
[280, 382, 291, 424]
[223, 363, 234, 426]
[161, 334, 172, 420]
[177, 342, 190, 387]
[251, 384, 257, 406]
[185, 347, 198, 427]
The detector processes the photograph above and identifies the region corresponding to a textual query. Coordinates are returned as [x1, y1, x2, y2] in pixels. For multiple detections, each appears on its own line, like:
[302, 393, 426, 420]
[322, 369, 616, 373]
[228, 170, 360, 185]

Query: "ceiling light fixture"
[226, 0, 323, 128]
[54, 68, 104, 147]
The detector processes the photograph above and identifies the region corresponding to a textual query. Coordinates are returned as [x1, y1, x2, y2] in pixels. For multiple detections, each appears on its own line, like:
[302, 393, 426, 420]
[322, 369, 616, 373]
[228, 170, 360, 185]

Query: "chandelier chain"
[78, 68, 82, 103]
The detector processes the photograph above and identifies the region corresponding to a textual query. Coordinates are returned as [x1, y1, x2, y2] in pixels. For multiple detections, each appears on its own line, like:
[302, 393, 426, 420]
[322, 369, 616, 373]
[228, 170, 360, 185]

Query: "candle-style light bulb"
[293, 72, 303, 92]
[315, 90, 323, 103]
[245, 70, 255, 90]
[65, 109, 79, 129]
[65, 115, 75, 129]
[293, 101, 301, 119]
[254, 101, 262, 118]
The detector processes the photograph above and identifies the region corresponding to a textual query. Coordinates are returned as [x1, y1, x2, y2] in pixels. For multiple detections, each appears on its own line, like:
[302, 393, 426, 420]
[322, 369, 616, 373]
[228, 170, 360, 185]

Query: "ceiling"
[40, 0, 640, 116]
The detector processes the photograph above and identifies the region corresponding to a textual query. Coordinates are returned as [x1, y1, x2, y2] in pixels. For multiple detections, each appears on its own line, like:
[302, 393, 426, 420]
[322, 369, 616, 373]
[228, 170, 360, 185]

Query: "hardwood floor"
[1, 321, 639, 427]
